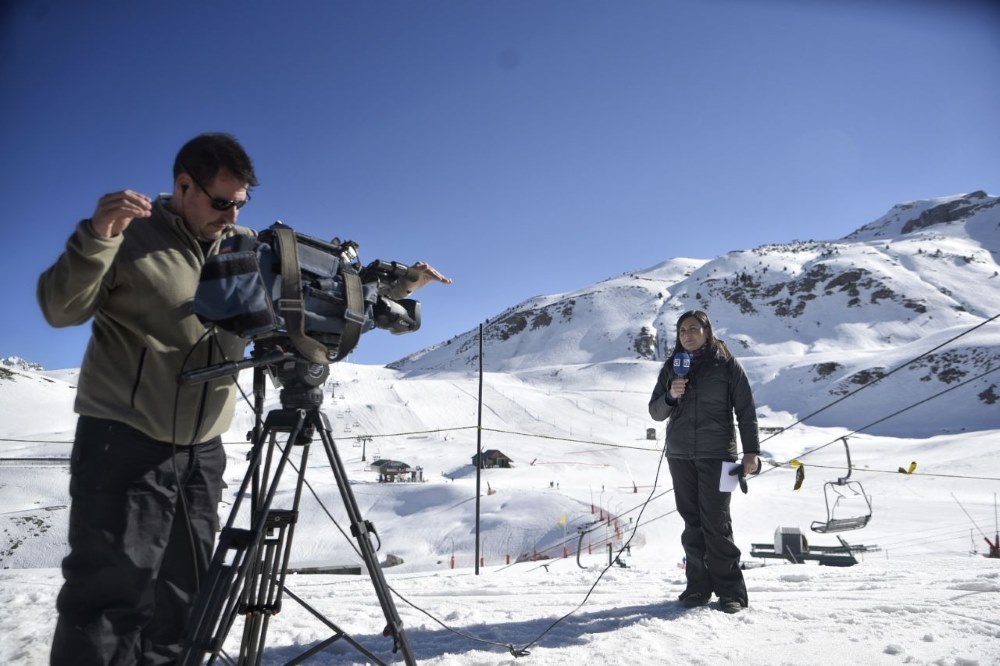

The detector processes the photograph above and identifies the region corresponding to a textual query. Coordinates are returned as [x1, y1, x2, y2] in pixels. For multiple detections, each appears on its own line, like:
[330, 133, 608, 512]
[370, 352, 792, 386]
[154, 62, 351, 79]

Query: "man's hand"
[406, 261, 453, 293]
[742, 453, 760, 476]
[90, 190, 153, 239]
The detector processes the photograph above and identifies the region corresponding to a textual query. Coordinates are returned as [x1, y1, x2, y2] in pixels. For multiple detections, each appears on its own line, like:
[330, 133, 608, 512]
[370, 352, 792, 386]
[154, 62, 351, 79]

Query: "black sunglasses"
[185, 169, 251, 211]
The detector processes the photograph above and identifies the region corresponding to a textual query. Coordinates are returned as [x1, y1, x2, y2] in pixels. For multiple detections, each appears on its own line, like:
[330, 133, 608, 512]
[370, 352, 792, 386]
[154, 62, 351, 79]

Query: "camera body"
[194, 221, 420, 364]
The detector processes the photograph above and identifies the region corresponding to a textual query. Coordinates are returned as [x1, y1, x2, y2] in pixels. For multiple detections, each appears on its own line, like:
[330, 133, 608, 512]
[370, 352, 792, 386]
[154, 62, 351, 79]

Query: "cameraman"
[39, 132, 452, 665]
[38, 133, 260, 665]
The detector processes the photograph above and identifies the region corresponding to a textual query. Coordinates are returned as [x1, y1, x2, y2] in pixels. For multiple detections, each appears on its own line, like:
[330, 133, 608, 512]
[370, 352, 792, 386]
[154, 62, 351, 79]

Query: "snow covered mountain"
[392, 191, 1000, 435]
[1, 356, 45, 373]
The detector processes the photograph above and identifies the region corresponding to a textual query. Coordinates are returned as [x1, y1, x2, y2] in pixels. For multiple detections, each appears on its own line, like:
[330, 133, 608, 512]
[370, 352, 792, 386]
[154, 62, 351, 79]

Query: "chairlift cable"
[756, 363, 1000, 482]
[481, 427, 661, 452]
[757, 312, 1000, 449]
[764, 461, 998, 483]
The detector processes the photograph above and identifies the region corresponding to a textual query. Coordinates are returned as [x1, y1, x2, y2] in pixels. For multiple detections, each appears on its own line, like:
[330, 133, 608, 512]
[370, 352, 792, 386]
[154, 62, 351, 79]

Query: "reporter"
[648, 310, 759, 614]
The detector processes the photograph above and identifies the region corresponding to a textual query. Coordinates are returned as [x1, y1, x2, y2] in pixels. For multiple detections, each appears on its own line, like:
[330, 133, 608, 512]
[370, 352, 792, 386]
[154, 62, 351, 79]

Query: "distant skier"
[649, 310, 760, 613]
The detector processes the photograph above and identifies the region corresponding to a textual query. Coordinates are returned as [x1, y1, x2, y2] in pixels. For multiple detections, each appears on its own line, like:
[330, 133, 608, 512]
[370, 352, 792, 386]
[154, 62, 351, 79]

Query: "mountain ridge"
[388, 191, 999, 434]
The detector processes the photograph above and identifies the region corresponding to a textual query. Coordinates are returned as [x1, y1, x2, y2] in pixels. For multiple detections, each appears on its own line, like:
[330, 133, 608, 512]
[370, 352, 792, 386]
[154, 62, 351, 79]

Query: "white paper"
[719, 461, 742, 493]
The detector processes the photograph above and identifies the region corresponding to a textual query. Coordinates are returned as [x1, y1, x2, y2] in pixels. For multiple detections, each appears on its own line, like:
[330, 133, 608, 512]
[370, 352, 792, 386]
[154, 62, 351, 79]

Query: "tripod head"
[253, 339, 329, 410]
[178, 338, 329, 411]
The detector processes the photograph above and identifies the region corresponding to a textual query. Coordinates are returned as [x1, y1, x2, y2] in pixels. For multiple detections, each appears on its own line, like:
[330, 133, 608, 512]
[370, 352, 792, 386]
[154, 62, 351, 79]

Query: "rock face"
[1, 356, 44, 373]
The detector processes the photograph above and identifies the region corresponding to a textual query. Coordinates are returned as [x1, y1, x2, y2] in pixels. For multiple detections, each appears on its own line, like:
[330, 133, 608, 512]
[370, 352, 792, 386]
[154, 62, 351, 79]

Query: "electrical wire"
[513, 436, 671, 656]
[170, 327, 221, 596]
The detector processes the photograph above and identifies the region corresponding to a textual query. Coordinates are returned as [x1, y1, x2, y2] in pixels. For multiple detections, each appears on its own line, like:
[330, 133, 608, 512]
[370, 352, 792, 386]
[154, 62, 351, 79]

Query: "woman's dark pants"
[668, 457, 748, 606]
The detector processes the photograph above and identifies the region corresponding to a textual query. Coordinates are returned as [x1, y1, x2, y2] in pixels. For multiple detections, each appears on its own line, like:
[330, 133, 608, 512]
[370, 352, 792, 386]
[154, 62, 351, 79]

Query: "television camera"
[194, 221, 422, 368]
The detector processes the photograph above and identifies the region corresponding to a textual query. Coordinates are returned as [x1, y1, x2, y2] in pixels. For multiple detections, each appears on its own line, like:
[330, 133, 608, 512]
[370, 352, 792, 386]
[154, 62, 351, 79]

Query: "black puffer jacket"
[648, 346, 760, 460]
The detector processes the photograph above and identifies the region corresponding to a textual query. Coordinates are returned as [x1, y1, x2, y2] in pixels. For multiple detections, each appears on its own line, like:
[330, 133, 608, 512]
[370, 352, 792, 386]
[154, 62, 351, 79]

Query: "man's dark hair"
[173, 132, 259, 188]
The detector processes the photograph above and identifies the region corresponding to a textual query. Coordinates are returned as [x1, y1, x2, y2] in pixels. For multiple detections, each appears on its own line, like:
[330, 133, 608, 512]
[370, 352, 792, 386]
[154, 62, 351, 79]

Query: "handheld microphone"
[672, 351, 692, 378]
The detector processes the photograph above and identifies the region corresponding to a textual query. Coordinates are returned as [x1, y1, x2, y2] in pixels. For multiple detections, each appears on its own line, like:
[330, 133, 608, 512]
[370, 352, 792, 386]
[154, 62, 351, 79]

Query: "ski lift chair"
[810, 436, 873, 534]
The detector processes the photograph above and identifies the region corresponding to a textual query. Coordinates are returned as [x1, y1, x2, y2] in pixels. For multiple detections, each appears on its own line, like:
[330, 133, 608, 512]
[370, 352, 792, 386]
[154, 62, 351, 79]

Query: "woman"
[648, 310, 760, 613]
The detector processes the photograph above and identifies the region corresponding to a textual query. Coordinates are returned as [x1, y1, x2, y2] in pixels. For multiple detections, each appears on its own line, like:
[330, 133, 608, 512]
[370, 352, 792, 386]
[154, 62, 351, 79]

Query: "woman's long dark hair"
[663, 310, 732, 369]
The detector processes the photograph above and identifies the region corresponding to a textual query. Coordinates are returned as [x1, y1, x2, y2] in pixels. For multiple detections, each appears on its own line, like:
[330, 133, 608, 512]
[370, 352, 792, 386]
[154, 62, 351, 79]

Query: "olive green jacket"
[38, 197, 253, 444]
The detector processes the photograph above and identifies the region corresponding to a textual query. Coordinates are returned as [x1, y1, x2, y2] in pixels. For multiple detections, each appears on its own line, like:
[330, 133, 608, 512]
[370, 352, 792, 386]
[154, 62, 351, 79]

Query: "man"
[38, 133, 259, 665]
[39, 133, 451, 664]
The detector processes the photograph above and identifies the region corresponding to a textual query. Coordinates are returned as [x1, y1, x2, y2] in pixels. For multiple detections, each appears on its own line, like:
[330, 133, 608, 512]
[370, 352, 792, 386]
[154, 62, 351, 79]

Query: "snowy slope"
[391, 192, 1000, 434]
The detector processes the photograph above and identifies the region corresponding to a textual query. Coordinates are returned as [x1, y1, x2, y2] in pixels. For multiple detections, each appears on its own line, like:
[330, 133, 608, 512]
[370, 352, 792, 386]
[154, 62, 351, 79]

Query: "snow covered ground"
[2, 551, 998, 665]
[1, 360, 998, 665]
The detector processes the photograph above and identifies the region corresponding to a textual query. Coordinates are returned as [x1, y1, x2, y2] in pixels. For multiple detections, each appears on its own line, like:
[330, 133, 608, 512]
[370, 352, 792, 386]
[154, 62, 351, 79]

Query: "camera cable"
[171, 327, 218, 597]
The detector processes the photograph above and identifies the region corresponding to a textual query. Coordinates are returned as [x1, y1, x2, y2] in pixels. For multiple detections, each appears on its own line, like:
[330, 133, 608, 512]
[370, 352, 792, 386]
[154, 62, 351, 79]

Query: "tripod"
[179, 352, 417, 665]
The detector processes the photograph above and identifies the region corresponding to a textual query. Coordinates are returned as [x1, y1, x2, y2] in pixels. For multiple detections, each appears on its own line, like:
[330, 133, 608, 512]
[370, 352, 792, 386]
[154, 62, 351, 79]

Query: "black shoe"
[679, 591, 711, 608]
[718, 598, 743, 614]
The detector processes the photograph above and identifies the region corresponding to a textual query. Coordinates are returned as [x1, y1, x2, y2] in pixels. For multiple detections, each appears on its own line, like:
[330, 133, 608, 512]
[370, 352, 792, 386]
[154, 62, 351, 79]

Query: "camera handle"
[178, 349, 290, 387]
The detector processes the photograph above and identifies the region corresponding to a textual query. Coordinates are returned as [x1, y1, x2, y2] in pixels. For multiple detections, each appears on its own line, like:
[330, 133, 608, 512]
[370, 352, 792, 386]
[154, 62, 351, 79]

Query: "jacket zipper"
[129, 348, 148, 408]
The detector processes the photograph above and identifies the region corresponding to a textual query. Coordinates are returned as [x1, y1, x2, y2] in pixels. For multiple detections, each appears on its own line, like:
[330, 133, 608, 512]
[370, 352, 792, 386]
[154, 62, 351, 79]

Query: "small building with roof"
[370, 459, 424, 483]
[471, 450, 513, 469]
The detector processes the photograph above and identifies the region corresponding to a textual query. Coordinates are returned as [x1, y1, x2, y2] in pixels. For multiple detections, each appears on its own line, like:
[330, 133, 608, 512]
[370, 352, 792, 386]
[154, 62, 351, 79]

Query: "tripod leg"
[310, 410, 418, 666]
[180, 408, 311, 666]
[185, 404, 418, 666]
[239, 509, 299, 664]
[278, 586, 388, 665]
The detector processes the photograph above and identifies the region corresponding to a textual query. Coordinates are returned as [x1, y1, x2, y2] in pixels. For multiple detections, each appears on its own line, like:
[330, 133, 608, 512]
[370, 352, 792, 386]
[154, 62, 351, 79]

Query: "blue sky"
[3, 0, 998, 370]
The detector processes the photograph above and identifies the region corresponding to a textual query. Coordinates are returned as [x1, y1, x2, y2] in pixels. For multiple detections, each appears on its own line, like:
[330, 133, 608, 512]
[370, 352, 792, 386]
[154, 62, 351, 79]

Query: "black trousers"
[51, 417, 226, 666]
[668, 457, 748, 606]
